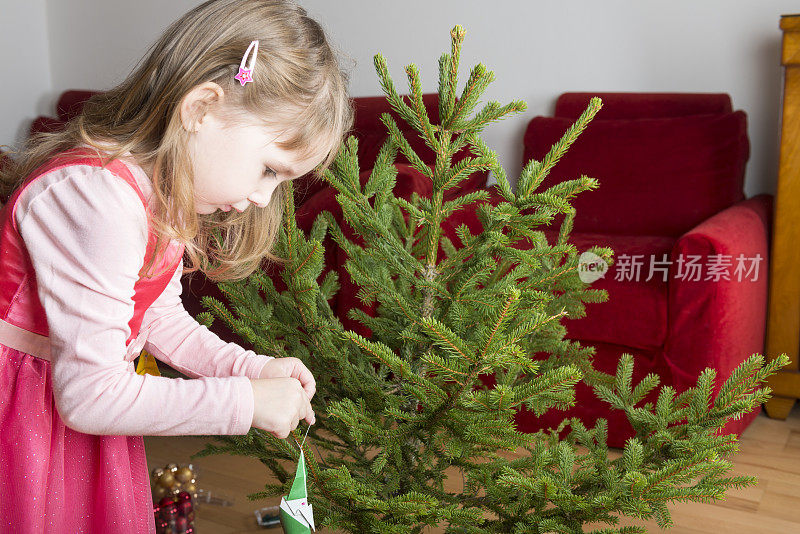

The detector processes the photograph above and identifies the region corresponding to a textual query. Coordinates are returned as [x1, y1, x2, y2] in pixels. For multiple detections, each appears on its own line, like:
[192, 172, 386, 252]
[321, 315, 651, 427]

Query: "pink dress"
[0, 150, 268, 532]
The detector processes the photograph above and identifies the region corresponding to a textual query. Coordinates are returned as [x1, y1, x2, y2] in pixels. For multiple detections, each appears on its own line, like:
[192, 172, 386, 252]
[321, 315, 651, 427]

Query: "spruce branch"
[517, 97, 603, 199]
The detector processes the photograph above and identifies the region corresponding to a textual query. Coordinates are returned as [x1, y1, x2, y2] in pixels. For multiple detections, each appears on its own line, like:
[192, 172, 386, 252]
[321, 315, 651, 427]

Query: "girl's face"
[189, 109, 326, 214]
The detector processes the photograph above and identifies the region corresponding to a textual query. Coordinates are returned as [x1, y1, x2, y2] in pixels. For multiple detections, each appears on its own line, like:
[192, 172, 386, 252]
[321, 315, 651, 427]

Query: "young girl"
[0, 0, 352, 531]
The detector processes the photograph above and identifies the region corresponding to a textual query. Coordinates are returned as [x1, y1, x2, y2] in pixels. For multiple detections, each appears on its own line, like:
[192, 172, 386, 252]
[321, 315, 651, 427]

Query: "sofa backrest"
[523, 93, 749, 237]
[554, 92, 733, 120]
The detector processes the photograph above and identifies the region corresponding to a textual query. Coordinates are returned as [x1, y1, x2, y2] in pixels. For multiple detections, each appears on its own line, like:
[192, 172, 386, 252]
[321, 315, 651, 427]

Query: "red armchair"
[510, 93, 771, 445]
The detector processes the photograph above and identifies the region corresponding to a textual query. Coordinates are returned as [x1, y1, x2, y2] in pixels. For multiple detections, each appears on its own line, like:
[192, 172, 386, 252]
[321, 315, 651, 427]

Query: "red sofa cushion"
[444, 186, 671, 349]
[523, 112, 749, 237]
[551, 231, 675, 350]
[555, 92, 733, 119]
[452, 200, 672, 350]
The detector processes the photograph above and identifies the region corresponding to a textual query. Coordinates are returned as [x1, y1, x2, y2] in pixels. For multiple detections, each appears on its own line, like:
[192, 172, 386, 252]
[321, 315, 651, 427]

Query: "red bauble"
[178, 499, 193, 516]
[175, 516, 188, 533]
[159, 502, 178, 521]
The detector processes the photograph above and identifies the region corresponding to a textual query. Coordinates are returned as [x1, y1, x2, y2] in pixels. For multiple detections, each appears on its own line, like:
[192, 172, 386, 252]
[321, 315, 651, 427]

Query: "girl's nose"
[248, 184, 274, 208]
[248, 193, 268, 207]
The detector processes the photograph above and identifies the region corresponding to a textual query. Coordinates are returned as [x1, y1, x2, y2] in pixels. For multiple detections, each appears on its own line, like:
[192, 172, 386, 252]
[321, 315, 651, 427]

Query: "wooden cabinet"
[765, 14, 800, 419]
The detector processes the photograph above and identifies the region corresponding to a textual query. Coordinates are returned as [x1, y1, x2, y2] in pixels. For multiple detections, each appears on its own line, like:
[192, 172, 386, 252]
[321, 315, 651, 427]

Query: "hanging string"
[293, 423, 312, 451]
[292, 422, 330, 469]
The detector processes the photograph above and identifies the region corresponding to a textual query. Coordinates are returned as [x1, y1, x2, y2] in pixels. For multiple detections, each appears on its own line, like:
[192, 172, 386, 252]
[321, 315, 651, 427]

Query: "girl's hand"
[250, 378, 315, 439]
[258, 357, 316, 400]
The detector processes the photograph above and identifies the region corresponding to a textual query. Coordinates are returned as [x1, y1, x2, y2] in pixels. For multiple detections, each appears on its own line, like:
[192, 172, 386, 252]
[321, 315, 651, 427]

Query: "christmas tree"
[194, 26, 787, 533]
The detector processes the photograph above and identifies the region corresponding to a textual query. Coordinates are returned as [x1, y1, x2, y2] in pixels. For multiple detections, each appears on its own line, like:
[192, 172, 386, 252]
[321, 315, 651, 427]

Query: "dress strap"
[0, 318, 51, 360]
[10, 148, 149, 235]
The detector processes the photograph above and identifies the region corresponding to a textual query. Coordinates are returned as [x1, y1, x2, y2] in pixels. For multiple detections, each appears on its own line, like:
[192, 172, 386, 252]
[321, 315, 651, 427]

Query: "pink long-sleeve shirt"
[13, 157, 270, 436]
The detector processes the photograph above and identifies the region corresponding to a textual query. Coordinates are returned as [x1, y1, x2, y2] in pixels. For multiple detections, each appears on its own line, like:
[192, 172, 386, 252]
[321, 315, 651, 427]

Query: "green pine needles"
[193, 26, 788, 533]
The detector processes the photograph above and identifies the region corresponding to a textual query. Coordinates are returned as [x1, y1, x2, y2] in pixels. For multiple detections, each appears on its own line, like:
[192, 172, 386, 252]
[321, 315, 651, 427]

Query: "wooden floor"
[144, 405, 800, 533]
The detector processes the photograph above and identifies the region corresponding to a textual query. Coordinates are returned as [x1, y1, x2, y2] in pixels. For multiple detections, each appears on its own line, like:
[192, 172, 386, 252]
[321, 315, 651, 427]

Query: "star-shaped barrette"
[234, 40, 259, 86]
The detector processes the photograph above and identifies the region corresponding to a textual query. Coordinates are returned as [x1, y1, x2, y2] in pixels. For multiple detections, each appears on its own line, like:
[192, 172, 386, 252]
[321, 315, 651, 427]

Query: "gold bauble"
[175, 466, 193, 483]
[158, 472, 176, 488]
[152, 485, 167, 501]
[151, 467, 165, 480]
[183, 482, 197, 494]
[166, 463, 179, 473]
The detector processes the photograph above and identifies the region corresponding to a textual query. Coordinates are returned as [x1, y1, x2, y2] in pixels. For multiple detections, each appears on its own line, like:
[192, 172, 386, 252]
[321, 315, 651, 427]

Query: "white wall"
[10, 0, 800, 196]
[0, 0, 53, 151]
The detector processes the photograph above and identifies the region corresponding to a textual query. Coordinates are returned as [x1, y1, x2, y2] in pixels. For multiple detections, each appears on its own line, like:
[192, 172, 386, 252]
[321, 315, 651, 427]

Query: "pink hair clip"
[234, 40, 259, 86]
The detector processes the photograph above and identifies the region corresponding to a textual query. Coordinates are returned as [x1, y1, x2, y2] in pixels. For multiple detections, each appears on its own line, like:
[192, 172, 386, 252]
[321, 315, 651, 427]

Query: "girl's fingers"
[264, 358, 317, 400]
[302, 395, 315, 426]
[303, 379, 316, 400]
[284, 359, 316, 400]
[292, 361, 316, 399]
[305, 407, 316, 426]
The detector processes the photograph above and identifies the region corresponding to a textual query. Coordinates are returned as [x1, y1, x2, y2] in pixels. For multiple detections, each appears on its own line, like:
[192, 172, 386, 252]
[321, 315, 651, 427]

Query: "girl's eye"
[263, 167, 277, 178]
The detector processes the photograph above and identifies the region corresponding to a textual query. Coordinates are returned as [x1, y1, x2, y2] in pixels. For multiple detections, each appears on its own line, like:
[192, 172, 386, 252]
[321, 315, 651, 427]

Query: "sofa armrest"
[664, 194, 772, 391]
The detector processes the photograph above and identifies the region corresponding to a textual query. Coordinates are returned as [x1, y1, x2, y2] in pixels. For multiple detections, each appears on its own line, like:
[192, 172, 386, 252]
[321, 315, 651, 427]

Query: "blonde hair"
[0, 0, 353, 282]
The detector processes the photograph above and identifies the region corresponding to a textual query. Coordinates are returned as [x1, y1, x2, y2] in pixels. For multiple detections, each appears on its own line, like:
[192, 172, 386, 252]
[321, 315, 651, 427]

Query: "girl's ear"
[180, 82, 225, 132]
